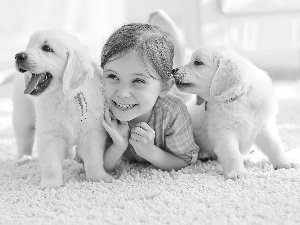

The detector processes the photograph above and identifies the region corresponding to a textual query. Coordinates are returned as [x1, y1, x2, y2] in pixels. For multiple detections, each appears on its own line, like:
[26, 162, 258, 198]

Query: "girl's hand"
[129, 122, 155, 159]
[101, 103, 129, 151]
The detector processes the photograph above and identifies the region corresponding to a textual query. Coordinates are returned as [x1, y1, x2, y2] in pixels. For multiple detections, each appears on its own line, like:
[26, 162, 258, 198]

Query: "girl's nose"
[116, 84, 131, 98]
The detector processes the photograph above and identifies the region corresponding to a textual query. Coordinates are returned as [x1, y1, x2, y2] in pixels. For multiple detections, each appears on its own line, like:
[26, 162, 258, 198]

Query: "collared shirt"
[123, 92, 199, 164]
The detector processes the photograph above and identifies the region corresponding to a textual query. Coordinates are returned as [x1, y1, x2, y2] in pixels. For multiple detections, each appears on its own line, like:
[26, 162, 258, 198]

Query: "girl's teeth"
[116, 102, 134, 109]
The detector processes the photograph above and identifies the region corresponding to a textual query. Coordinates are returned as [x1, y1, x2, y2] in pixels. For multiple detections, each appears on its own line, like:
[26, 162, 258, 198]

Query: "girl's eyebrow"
[133, 73, 160, 80]
[103, 69, 117, 74]
[103, 70, 157, 80]
[132, 73, 152, 79]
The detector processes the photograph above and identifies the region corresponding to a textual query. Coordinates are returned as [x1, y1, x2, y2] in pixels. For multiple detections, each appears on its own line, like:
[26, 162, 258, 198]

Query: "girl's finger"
[130, 131, 142, 142]
[104, 102, 112, 126]
[132, 126, 147, 136]
[135, 122, 152, 132]
[109, 110, 117, 121]
[129, 137, 138, 145]
[128, 138, 134, 146]
[101, 117, 112, 134]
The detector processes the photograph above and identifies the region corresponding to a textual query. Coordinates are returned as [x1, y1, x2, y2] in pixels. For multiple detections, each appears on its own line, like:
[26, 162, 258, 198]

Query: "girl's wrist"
[141, 145, 157, 161]
[112, 143, 127, 153]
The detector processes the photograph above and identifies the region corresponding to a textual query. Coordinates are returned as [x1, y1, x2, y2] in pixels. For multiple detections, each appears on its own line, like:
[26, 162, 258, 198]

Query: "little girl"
[100, 23, 199, 172]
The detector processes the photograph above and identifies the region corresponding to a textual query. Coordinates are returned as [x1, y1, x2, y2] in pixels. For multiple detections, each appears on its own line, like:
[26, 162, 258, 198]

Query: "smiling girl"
[100, 23, 199, 172]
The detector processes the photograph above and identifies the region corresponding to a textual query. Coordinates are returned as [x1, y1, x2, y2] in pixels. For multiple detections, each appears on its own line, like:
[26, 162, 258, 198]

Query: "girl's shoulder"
[154, 92, 188, 116]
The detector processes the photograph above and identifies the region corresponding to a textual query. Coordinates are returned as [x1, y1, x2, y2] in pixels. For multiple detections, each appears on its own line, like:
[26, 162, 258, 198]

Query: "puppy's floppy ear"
[210, 57, 247, 101]
[63, 47, 94, 94]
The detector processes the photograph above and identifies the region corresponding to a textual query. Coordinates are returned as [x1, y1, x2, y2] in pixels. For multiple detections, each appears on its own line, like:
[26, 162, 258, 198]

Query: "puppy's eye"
[194, 60, 203, 66]
[42, 44, 54, 53]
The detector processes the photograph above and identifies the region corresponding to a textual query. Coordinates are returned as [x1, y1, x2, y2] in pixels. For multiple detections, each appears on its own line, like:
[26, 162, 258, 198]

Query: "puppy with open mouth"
[14, 29, 112, 188]
[173, 46, 299, 179]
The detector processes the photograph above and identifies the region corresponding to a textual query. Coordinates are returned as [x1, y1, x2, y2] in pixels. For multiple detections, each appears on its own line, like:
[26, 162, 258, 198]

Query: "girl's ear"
[159, 78, 174, 97]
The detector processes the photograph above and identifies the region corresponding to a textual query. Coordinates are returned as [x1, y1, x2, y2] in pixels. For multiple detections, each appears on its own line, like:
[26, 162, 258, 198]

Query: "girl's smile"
[112, 100, 137, 111]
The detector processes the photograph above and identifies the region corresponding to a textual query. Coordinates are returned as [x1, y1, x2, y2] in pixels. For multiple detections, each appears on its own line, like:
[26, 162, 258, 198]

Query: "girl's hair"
[101, 23, 174, 85]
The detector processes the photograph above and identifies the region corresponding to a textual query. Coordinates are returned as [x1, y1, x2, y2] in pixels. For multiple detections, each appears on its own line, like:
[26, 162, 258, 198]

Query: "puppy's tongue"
[24, 74, 41, 94]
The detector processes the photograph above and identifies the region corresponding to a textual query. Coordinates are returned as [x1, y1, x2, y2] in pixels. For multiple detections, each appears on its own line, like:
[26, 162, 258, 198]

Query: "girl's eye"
[194, 60, 203, 66]
[42, 44, 54, 52]
[133, 78, 146, 84]
[106, 74, 118, 80]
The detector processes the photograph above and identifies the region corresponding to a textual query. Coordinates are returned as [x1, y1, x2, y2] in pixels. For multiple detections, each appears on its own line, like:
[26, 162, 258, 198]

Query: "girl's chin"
[112, 111, 136, 122]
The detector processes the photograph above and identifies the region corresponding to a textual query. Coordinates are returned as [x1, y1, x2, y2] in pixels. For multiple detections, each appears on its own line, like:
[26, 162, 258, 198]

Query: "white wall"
[124, 0, 200, 49]
[123, 0, 300, 78]
[1, 0, 299, 78]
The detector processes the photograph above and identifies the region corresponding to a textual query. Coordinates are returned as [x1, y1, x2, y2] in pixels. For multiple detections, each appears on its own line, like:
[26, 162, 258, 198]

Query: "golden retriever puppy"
[14, 29, 112, 188]
[173, 46, 299, 179]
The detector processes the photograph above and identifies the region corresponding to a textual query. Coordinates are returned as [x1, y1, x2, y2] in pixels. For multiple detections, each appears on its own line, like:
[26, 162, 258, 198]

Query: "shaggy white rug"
[0, 80, 300, 225]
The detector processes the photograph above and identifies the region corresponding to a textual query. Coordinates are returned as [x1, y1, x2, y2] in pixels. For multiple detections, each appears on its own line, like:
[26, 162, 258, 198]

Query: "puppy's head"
[174, 46, 249, 102]
[15, 29, 93, 96]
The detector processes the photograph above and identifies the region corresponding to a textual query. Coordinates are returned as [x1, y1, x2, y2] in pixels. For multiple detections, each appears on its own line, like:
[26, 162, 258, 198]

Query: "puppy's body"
[14, 29, 111, 188]
[174, 46, 298, 179]
[185, 96, 216, 159]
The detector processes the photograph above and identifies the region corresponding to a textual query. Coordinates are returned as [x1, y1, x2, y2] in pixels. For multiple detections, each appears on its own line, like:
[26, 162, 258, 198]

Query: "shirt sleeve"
[164, 101, 199, 164]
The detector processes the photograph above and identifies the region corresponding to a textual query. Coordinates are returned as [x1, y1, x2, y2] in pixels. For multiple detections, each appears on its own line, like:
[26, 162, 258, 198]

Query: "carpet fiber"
[0, 80, 300, 225]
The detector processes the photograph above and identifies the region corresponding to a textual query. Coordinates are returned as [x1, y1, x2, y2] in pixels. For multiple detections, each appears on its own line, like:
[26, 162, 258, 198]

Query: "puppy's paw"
[87, 172, 113, 183]
[16, 155, 35, 165]
[274, 162, 300, 170]
[225, 170, 247, 180]
[198, 151, 211, 162]
[102, 174, 114, 183]
[39, 178, 63, 190]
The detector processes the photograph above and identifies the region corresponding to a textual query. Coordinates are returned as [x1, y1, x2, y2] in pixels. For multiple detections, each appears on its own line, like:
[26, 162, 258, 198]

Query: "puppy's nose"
[15, 52, 27, 62]
[171, 68, 179, 75]
[171, 68, 183, 83]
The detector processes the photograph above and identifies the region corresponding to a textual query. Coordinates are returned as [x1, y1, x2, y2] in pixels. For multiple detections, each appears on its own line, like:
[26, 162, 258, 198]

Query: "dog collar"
[205, 92, 245, 111]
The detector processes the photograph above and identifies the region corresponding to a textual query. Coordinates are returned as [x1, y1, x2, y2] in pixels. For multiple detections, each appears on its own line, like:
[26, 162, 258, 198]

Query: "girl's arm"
[103, 143, 127, 172]
[101, 104, 129, 172]
[143, 145, 189, 171]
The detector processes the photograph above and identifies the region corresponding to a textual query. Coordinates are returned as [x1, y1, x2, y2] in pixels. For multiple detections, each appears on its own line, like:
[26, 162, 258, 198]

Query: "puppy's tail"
[0, 69, 17, 86]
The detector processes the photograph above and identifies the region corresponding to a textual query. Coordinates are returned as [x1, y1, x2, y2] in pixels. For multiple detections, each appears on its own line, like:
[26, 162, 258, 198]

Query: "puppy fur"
[14, 29, 112, 188]
[174, 46, 299, 179]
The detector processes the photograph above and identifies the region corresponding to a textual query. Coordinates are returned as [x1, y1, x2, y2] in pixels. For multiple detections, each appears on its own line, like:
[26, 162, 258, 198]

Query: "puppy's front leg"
[79, 130, 112, 183]
[255, 121, 300, 169]
[212, 133, 246, 180]
[38, 135, 66, 189]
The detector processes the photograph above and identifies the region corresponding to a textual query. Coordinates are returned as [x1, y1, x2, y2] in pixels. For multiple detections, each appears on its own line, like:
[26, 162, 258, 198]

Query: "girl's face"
[103, 51, 165, 122]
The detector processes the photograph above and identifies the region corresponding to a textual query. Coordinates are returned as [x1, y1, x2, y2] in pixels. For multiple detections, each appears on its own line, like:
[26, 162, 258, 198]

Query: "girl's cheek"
[104, 87, 114, 99]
